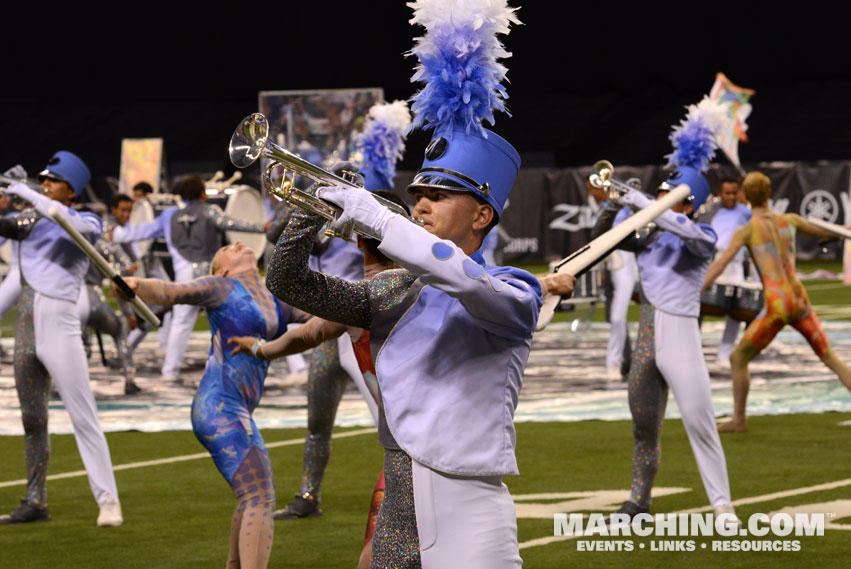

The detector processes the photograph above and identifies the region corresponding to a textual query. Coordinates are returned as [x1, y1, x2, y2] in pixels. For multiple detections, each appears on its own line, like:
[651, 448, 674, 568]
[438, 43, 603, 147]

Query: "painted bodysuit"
[143, 271, 290, 568]
[739, 213, 829, 355]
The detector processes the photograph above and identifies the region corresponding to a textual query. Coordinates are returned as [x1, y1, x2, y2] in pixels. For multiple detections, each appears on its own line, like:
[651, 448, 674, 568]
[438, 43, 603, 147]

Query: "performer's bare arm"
[703, 224, 751, 289]
[120, 276, 230, 309]
[228, 317, 354, 360]
[784, 213, 840, 240]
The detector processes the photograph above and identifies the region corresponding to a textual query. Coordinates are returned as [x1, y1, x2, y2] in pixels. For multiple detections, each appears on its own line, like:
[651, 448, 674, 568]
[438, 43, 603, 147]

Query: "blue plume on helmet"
[355, 100, 412, 191]
[406, 0, 520, 139]
[663, 97, 727, 209]
[405, 0, 522, 219]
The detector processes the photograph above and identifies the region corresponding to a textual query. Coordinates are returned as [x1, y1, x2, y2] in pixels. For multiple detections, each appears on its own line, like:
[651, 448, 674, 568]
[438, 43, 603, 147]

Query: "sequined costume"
[136, 269, 289, 568]
[0, 194, 120, 513]
[266, 201, 374, 512]
[597, 191, 733, 511]
[266, 209, 539, 568]
[113, 199, 266, 380]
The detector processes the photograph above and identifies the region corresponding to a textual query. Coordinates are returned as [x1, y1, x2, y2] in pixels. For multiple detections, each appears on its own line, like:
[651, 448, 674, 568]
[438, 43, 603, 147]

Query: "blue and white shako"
[407, 126, 521, 219]
[658, 165, 711, 210]
[37, 150, 91, 197]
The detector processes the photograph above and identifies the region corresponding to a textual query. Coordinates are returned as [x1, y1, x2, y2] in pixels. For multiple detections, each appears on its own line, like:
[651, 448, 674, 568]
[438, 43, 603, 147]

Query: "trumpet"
[229, 113, 420, 240]
[588, 160, 642, 203]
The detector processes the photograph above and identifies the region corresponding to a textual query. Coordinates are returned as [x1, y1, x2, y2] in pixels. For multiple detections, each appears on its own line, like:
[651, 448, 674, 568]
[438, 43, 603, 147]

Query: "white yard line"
[0, 427, 376, 489]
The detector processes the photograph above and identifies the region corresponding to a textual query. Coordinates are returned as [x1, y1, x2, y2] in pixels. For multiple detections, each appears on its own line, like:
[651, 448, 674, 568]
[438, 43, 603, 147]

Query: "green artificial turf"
[1, 414, 849, 568]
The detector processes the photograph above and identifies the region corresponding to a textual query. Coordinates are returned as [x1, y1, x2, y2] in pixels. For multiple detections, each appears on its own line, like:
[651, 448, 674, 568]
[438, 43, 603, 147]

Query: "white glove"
[317, 185, 399, 240]
[3, 164, 27, 179]
[3, 181, 32, 198]
[620, 188, 653, 210]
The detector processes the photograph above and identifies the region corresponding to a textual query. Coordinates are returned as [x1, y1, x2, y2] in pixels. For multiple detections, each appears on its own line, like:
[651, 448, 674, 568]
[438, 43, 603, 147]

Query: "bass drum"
[223, 185, 268, 258]
[128, 193, 185, 258]
[127, 198, 155, 259]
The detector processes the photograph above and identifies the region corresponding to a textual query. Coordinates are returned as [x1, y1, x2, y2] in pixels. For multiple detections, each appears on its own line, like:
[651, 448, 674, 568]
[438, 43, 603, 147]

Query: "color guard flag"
[708, 72, 756, 169]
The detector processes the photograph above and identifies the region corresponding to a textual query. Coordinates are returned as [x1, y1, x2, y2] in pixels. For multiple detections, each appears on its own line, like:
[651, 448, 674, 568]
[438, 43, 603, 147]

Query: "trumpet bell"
[593, 159, 613, 177]
[229, 113, 269, 169]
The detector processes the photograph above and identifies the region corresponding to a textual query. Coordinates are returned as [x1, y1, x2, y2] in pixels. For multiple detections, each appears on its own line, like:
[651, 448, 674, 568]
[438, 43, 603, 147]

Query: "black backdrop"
[1, 2, 849, 187]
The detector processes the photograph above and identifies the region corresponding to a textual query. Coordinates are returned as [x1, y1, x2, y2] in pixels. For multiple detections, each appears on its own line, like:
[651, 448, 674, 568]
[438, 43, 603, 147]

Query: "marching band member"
[704, 171, 851, 432]
[110, 174, 269, 383]
[119, 241, 308, 569]
[588, 177, 638, 381]
[0, 151, 123, 527]
[77, 203, 141, 395]
[599, 99, 738, 524]
[271, 100, 411, 521]
[266, 2, 546, 566]
[696, 177, 752, 368]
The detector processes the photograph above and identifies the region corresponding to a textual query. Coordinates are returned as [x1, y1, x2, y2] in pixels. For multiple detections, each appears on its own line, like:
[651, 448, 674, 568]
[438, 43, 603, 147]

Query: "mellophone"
[701, 279, 764, 322]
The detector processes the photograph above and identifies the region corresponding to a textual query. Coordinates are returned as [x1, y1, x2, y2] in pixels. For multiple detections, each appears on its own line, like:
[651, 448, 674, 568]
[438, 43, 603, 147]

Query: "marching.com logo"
[554, 513, 825, 552]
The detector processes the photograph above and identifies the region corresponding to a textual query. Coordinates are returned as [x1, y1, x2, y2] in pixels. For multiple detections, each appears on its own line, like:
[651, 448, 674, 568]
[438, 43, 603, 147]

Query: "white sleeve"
[377, 217, 541, 340]
[7, 184, 100, 236]
[624, 189, 717, 258]
[113, 216, 165, 243]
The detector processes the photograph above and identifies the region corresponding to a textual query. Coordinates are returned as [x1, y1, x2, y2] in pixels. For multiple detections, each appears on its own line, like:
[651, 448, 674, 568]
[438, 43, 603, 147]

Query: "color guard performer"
[111, 174, 269, 382]
[120, 241, 308, 568]
[704, 171, 851, 432]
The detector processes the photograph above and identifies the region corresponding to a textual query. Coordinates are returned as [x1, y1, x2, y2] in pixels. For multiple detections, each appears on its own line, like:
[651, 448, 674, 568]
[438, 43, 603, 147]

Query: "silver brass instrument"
[0, 175, 41, 211]
[229, 113, 420, 240]
[588, 159, 642, 203]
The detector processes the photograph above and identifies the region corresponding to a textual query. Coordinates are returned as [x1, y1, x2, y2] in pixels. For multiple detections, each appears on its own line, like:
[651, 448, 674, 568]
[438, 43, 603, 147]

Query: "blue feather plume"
[665, 96, 728, 172]
[406, 0, 521, 138]
[355, 100, 412, 189]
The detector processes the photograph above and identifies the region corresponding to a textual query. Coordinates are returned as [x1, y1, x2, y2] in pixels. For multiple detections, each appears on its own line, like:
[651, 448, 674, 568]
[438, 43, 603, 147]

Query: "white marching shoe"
[97, 497, 123, 527]
[714, 503, 742, 531]
[606, 366, 623, 382]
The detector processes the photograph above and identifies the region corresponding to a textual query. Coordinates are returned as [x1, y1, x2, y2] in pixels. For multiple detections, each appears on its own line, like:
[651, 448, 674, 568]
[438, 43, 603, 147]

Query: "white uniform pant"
[33, 292, 119, 505]
[653, 310, 731, 509]
[412, 460, 522, 569]
[606, 252, 637, 369]
[161, 264, 200, 379]
[0, 266, 21, 318]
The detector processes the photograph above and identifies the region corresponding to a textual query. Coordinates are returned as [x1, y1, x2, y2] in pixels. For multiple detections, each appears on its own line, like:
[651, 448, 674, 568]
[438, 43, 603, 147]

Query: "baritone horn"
[588, 159, 642, 203]
[229, 113, 420, 240]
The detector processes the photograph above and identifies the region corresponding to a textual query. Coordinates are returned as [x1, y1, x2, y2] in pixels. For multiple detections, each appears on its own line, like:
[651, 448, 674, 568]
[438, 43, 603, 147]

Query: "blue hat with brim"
[659, 165, 711, 210]
[406, 126, 520, 219]
[38, 151, 90, 197]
